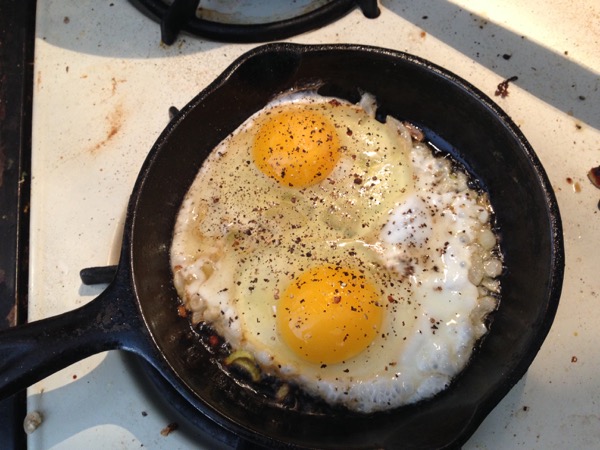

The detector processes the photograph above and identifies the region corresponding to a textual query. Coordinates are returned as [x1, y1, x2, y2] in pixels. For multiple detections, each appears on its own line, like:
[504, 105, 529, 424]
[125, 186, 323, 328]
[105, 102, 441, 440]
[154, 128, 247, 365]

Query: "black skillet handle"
[0, 276, 149, 400]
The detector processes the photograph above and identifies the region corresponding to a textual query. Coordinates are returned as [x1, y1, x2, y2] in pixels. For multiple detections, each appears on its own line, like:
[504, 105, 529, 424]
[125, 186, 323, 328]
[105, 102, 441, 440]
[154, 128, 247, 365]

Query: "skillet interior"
[126, 43, 563, 449]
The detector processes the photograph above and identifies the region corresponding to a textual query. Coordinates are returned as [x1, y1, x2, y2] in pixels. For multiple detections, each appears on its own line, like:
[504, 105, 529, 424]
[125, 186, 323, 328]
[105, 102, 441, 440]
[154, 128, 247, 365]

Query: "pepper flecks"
[171, 91, 500, 414]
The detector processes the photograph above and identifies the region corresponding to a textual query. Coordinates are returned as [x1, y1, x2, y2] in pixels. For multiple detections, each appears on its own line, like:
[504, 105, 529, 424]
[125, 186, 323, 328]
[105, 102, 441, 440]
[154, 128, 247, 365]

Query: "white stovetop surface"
[27, 1, 599, 448]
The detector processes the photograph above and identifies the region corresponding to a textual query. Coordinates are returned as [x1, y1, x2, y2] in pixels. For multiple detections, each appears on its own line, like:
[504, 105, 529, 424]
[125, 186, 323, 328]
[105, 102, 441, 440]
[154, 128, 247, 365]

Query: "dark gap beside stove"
[0, 0, 36, 447]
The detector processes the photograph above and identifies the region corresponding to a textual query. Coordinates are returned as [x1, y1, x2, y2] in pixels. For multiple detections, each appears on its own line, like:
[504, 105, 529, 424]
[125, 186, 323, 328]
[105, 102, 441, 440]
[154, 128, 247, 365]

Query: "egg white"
[171, 92, 500, 413]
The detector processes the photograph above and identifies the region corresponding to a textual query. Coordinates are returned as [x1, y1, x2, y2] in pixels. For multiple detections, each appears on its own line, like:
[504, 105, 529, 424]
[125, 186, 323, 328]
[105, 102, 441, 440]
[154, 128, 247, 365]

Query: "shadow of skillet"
[381, 0, 600, 130]
[35, 0, 369, 60]
[35, 1, 226, 59]
[25, 349, 233, 449]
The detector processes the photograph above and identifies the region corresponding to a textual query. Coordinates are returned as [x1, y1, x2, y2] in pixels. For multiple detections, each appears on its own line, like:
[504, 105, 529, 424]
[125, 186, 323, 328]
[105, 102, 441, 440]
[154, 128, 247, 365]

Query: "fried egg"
[171, 91, 501, 413]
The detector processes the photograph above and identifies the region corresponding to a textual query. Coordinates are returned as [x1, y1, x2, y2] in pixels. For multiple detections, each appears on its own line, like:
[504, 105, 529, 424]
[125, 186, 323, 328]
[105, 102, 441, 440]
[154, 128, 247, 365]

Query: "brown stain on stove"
[566, 177, 582, 193]
[89, 102, 124, 154]
[87, 77, 128, 154]
[110, 77, 126, 96]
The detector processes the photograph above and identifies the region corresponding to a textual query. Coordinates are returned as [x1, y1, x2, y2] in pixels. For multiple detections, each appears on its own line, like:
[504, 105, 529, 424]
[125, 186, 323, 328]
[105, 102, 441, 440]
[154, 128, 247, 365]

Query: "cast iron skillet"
[0, 43, 564, 449]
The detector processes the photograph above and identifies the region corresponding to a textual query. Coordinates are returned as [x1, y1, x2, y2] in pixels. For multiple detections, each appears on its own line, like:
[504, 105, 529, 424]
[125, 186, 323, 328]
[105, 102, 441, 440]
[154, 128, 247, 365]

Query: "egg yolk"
[276, 265, 383, 364]
[252, 106, 341, 188]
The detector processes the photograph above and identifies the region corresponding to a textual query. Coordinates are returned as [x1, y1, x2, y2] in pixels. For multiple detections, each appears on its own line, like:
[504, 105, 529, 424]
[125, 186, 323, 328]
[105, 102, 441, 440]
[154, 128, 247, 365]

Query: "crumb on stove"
[160, 422, 179, 436]
[23, 411, 43, 434]
[495, 76, 519, 98]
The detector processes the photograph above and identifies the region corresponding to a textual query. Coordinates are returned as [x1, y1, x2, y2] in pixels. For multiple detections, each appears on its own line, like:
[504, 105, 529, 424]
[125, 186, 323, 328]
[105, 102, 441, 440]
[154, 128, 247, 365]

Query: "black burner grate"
[128, 0, 380, 44]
